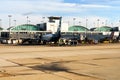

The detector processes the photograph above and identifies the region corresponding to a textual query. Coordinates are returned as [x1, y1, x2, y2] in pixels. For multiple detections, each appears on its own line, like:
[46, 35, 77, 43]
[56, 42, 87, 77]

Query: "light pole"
[8, 15, 12, 28]
[119, 20, 120, 27]
[28, 20, 31, 24]
[102, 22, 104, 26]
[105, 20, 107, 26]
[13, 20, 16, 27]
[79, 21, 81, 26]
[26, 16, 30, 31]
[111, 23, 113, 27]
[0, 19, 2, 28]
[85, 19, 88, 37]
[42, 17, 45, 23]
[73, 18, 76, 25]
[93, 22, 95, 28]
[68, 21, 70, 26]
[26, 16, 29, 24]
[86, 19, 88, 28]
[97, 19, 100, 32]
[97, 19, 100, 28]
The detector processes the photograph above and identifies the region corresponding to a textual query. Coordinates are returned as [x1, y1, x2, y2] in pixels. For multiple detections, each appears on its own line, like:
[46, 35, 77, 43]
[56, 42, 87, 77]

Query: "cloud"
[0, 0, 119, 29]
[0, 0, 112, 15]
[22, 12, 34, 16]
[80, 4, 111, 8]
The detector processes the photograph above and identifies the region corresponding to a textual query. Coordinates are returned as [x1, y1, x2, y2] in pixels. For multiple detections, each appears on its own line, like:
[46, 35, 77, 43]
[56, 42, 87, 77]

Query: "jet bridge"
[0, 31, 52, 44]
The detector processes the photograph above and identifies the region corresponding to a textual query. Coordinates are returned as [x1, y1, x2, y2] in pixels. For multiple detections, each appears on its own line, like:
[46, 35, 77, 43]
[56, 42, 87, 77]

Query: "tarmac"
[0, 44, 120, 80]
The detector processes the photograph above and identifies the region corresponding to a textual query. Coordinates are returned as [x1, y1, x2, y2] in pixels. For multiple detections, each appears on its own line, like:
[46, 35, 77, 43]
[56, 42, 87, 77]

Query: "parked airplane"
[58, 33, 80, 45]
[86, 27, 120, 43]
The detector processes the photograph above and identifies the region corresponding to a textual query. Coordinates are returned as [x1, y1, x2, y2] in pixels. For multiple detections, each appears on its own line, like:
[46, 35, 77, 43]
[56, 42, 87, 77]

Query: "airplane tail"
[110, 27, 119, 40]
[55, 17, 62, 37]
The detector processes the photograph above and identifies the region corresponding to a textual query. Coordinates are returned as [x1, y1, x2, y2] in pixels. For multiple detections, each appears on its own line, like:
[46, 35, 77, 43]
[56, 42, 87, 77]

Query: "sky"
[0, 0, 120, 29]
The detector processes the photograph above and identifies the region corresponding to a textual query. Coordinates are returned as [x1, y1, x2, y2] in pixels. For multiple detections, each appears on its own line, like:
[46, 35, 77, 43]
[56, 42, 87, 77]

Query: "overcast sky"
[0, 0, 120, 29]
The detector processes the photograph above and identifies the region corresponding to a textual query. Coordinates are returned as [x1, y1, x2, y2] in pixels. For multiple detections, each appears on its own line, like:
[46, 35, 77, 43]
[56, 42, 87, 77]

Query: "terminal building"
[93, 26, 112, 32]
[68, 25, 89, 32]
[0, 16, 69, 44]
[8, 17, 69, 33]
[0, 16, 120, 44]
[8, 24, 39, 31]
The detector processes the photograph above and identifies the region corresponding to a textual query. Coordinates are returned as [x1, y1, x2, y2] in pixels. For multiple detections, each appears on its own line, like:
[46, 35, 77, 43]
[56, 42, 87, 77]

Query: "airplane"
[86, 27, 120, 43]
[40, 17, 62, 44]
[58, 33, 80, 45]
